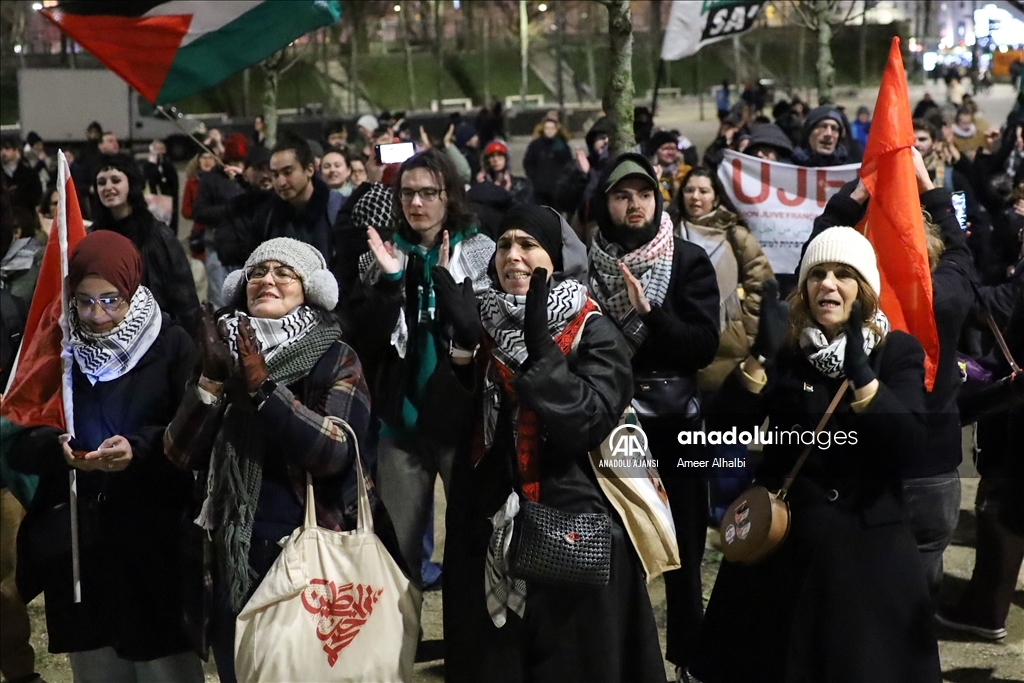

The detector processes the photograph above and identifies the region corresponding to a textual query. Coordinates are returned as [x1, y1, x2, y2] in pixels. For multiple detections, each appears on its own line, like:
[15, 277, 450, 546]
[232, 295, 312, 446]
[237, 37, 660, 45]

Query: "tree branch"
[787, 1, 817, 30]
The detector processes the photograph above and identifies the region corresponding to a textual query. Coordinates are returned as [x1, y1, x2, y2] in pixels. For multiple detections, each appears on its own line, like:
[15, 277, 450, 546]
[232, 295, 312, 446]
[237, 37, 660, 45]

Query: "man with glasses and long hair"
[349, 148, 494, 592]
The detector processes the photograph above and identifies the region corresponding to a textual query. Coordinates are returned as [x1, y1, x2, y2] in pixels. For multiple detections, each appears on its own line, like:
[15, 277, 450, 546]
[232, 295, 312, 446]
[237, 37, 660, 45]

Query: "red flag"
[1, 151, 87, 430]
[859, 37, 939, 390]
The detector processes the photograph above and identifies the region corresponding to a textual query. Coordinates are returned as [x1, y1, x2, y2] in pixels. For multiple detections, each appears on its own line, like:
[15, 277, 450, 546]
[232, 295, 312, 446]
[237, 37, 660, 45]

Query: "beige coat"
[677, 208, 773, 391]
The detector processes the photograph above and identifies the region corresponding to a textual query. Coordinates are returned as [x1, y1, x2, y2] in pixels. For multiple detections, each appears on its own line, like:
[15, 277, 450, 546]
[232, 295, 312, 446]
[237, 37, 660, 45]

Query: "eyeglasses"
[73, 294, 124, 313]
[245, 264, 299, 285]
[399, 187, 443, 203]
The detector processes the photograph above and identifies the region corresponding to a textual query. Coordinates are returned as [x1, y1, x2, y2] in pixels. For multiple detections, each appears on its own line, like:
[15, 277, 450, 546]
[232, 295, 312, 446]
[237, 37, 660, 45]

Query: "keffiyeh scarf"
[479, 279, 590, 371]
[589, 212, 675, 322]
[70, 285, 162, 385]
[800, 309, 890, 379]
[219, 305, 319, 363]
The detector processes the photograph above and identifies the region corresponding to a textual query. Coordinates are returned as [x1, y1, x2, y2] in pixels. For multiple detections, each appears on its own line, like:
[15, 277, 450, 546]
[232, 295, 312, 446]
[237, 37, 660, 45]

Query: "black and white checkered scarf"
[219, 305, 320, 364]
[799, 310, 890, 379]
[589, 212, 675, 322]
[479, 279, 589, 371]
[70, 285, 162, 385]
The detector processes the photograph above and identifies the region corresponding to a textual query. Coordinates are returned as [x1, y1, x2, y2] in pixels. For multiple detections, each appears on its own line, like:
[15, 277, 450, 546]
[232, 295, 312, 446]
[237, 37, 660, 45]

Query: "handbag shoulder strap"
[778, 379, 849, 499]
[306, 416, 371, 534]
[968, 279, 1021, 374]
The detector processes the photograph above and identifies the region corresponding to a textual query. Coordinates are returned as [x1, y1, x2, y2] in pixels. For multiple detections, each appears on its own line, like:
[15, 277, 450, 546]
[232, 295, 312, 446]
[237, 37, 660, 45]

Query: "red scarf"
[470, 299, 598, 502]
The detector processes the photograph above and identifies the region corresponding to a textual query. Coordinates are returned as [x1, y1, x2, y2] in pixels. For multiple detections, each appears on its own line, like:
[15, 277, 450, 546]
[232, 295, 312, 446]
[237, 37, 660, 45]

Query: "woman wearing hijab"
[8, 231, 202, 683]
[690, 228, 942, 682]
[91, 154, 200, 334]
[436, 204, 665, 683]
[163, 238, 382, 683]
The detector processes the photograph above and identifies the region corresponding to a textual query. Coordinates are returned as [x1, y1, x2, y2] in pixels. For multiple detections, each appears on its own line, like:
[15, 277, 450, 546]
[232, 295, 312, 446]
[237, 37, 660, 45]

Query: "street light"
[394, 4, 401, 11]
[31, 3, 43, 10]
[14, 45, 23, 53]
[538, 3, 548, 11]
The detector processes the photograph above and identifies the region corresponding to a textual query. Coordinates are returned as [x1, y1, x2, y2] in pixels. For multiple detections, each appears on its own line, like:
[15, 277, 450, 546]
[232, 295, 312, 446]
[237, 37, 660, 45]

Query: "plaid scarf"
[800, 310, 890, 379]
[473, 290, 597, 502]
[589, 212, 675, 322]
[219, 305, 319, 364]
[70, 286, 162, 385]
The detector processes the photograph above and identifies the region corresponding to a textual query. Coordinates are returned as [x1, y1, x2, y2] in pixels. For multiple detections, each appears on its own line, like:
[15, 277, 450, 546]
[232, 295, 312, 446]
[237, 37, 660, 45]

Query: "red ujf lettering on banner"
[301, 579, 383, 667]
[731, 159, 848, 208]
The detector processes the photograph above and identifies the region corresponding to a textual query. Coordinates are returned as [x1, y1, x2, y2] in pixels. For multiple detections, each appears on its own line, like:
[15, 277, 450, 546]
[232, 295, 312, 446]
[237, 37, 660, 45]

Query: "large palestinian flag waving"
[42, 1, 341, 104]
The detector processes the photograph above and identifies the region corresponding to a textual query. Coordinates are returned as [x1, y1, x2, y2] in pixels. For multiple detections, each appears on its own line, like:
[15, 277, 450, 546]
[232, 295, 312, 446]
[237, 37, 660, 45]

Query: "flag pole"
[153, 106, 229, 167]
[56, 151, 82, 603]
[651, 59, 666, 117]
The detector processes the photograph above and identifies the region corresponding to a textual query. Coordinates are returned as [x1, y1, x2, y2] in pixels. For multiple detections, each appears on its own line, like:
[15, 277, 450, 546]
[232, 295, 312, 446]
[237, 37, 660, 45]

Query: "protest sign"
[716, 150, 860, 275]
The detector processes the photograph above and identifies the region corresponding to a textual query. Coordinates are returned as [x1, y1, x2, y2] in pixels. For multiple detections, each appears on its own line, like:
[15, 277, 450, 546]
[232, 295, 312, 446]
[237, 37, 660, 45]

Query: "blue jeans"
[204, 249, 228, 309]
[68, 648, 203, 683]
[901, 470, 961, 597]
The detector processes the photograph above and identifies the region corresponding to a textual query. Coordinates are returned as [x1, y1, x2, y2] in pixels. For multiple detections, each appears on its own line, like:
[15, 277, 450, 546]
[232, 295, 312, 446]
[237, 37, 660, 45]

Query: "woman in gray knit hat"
[164, 238, 400, 683]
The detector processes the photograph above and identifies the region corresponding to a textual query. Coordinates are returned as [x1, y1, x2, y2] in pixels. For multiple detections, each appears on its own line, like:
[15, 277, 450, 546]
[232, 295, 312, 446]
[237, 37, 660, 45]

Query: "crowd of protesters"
[0, 78, 1021, 683]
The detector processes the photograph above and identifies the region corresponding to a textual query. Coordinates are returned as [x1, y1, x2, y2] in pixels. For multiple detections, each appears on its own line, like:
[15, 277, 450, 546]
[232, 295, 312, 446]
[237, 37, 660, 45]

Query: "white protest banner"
[716, 149, 860, 275]
[661, 1, 765, 61]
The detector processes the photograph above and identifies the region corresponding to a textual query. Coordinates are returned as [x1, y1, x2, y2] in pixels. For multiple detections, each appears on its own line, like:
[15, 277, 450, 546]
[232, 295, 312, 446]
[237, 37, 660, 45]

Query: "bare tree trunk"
[243, 67, 251, 117]
[859, 20, 867, 87]
[483, 15, 492, 104]
[602, 0, 635, 156]
[402, 4, 418, 109]
[797, 26, 806, 92]
[650, 0, 662, 89]
[814, 1, 835, 104]
[435, 0, 444, 105]
[556, 0, 565, 113]
[463, 0, 475, 51]
[349, 34, 358, 114]
[262, 51, 285, 149]
[519, 0, 529, 106]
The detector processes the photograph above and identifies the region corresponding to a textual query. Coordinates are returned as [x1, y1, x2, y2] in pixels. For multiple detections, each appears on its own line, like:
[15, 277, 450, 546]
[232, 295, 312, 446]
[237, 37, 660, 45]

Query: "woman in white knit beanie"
[690, 226, 941, 682]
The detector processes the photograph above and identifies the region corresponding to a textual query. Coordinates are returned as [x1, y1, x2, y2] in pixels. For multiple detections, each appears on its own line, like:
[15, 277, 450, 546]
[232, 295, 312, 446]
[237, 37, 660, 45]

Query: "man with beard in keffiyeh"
[587, 153, 721, 683]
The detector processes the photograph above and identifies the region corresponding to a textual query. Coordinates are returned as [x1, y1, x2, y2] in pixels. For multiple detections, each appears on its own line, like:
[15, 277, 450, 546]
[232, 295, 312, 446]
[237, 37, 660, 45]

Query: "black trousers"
[647, 416, 708, 669]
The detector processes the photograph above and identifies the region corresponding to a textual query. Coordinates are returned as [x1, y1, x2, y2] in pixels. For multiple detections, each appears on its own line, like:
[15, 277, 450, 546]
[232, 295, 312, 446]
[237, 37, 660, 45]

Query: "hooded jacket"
[591, 153, 721, 383]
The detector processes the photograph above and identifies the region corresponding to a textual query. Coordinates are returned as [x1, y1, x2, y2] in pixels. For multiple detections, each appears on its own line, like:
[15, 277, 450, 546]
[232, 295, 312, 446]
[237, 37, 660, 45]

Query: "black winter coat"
[803, 184, 976, 476]
[692, 332, 942, 683]
[141, 157, 180, 233]
[1, 160, 43, 213]
[249, 175, 338, 268]
[442, 313, 665, 683]
[522, 136, 572, 205]
[10, 319, 197, 661]
[94, 213, 201, 336]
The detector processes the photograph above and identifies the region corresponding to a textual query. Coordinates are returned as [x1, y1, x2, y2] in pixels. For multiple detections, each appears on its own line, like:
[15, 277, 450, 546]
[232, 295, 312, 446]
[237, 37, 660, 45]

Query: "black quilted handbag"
[509, 497, 612, 587]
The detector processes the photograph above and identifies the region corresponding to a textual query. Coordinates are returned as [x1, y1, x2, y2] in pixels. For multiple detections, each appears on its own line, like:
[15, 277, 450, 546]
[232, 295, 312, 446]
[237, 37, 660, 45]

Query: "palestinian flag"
[42, 1, 341, 104]
[0, 151, 86, 507]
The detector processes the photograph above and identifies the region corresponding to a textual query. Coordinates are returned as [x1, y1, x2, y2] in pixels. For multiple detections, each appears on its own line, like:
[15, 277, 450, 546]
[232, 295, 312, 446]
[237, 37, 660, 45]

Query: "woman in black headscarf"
[434, 204, 665, 683]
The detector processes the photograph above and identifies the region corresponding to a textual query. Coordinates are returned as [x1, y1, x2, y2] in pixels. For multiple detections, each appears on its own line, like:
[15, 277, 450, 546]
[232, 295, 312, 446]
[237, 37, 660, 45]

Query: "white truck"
[15, 68, 205, 159]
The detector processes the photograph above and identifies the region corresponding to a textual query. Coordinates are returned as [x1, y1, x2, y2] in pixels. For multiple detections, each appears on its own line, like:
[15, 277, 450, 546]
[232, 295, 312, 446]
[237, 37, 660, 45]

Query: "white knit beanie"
[221, 238, 339, 310]
[798, 226, 881, 297]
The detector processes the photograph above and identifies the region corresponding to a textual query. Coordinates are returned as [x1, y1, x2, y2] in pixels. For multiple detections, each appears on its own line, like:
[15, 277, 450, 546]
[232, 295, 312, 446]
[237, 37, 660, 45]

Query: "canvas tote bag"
[234, 418, 422, 682]
[588, 408, 680, 581]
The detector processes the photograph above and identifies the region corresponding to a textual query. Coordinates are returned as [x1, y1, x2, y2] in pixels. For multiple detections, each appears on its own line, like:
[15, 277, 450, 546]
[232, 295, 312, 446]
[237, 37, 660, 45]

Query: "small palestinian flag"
[42, 1, 341, 104]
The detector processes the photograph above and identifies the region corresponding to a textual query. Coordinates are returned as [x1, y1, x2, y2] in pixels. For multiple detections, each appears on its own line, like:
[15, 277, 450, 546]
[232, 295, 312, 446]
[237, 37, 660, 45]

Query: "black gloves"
[524, 268, 553, 360]
[431, 266, 481, 350]
[750, 279, 788, 364]
[843, 300, 876, 389]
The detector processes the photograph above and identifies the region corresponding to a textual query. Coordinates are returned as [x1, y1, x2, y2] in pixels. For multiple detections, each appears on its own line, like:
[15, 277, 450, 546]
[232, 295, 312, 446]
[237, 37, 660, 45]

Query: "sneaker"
[935, 606, 1007, 640]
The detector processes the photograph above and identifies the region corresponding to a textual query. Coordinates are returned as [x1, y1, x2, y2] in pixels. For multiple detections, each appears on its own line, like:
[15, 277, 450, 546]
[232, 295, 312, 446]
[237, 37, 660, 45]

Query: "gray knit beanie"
[798, 227, 881, 296]
[222, 237, 339, 310]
